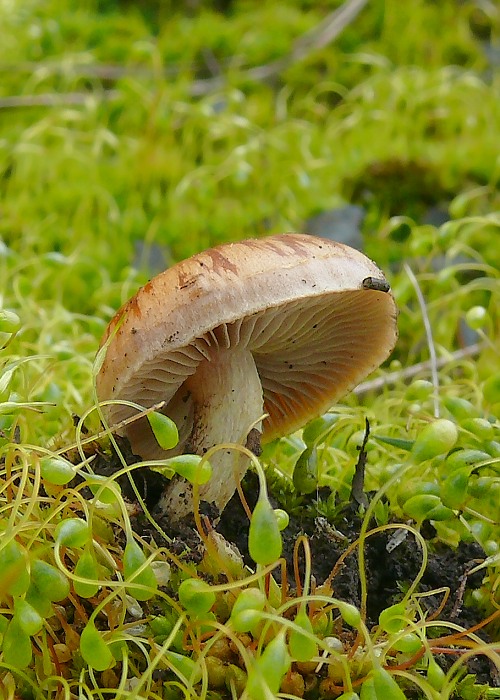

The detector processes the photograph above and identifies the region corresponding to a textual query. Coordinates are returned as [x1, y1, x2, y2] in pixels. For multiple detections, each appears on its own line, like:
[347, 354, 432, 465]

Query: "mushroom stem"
[158, 347, 263, 521]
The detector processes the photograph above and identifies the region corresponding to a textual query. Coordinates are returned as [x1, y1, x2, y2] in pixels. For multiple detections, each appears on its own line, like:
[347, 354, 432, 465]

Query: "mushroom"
[96, 234, 397, 520]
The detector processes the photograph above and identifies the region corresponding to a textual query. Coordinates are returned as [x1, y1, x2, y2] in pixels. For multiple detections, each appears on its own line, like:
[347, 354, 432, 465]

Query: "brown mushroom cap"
[97, 234, 397, 462]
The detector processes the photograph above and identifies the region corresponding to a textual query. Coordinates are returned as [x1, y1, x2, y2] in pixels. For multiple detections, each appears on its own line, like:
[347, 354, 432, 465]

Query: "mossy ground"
[0, 1, 499, 698]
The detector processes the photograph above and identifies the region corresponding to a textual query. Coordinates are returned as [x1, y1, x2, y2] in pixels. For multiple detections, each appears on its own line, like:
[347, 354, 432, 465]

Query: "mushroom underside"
[107, 289, 395, 518]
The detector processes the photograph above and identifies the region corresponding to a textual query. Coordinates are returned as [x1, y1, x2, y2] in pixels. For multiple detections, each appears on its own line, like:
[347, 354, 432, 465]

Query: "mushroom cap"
[96, 233, 397, 458]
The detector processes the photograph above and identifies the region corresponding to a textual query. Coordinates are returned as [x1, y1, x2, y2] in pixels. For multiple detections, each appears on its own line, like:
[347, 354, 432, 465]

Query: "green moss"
[0, 0, 499, 695]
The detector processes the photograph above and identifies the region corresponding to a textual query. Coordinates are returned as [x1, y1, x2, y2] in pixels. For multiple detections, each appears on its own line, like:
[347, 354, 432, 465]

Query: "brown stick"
[0, 0, 368, 107]
[353, 343, 483, 397]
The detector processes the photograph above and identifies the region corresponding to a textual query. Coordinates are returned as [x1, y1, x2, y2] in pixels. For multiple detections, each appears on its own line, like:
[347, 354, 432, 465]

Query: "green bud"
[293, 446, 318, 494]
[123, 540, 158, 601]
[274, 509, 289, 531]
[178, 578, 215, 616]
[248, 496, 282, 565]
[74, 549, 100, 598]
[40, 456, 75, 486]
[147, 412, 179, 450]
[14, 599, 44, 636]
[80, 622, 113, 671]
[411, 419, 458, 462]
[246, 630, 291, 699]
[161, 454, 212, 485]
[164, 650, 202, 684]
[403, 494, 454, 522]
[372, 666, 406, 700]
[230, 588, 266, 634]
[427, 657, 446, 690]
[337, 602, 361, 628]
[55, 518, 89, 548]
[289, 606, 318, 662]
[378, 603, 405, 634]
[0, 309, 21, 334]
[440, 469, 469, 510]
[465, 306, 488, 330]
[405, 380, 433, 401]
[483, 373, 500, 405]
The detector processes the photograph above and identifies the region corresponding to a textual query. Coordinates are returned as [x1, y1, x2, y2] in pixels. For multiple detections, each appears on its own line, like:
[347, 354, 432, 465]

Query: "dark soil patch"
[75, 437, 499, 690]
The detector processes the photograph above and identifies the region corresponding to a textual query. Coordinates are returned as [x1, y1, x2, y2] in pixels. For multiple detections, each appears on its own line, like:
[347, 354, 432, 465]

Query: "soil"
[78, 436, 499, 692]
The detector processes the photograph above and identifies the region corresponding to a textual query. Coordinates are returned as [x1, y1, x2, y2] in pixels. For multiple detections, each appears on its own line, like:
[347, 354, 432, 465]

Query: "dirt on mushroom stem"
[156, 346, 264, 520]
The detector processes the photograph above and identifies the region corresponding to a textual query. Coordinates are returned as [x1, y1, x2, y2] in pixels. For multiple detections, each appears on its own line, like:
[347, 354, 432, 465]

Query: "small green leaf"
[40, 456, 75, 486]
[123, 539, 158, 601]
[109, 636, 128, 661]
[147, 412, 179, 450]
[178, 578, 215, 615]
[468, 476, 493, 499]
[289, 606, 318, 662]
[248, 496, 282, 565]
[74, 549, 100, 598]
[445, 449, 490, 471]
[462, 418, 494, 441]
[55, 518, 89, 548]
[149, 615, 175, 639]
[372, 435, 414, 452]
[25, 584, 53, 618]
[80, 622, 113, 671]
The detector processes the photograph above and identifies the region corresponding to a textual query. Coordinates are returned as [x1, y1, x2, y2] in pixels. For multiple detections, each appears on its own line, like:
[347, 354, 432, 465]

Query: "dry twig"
[354, 343, 483, 397]
[0, 0, 367, 108]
